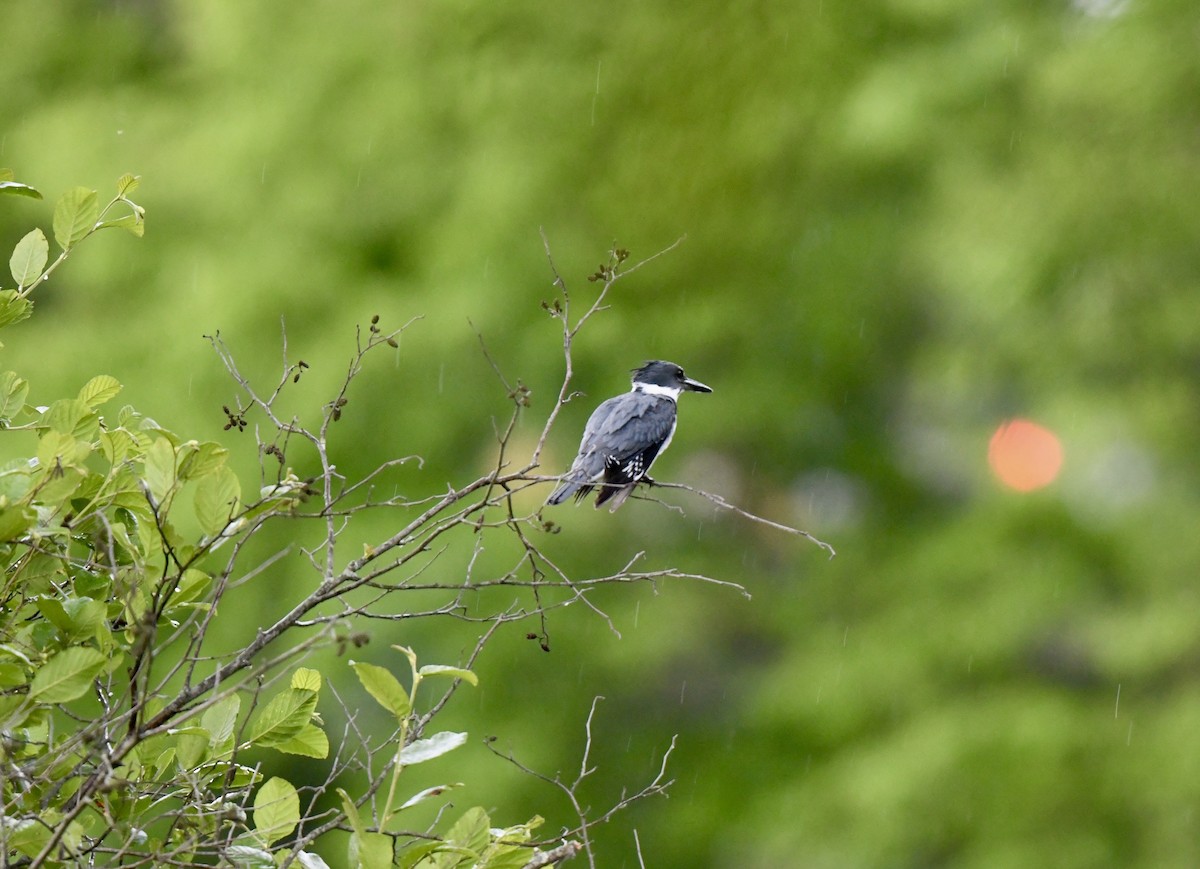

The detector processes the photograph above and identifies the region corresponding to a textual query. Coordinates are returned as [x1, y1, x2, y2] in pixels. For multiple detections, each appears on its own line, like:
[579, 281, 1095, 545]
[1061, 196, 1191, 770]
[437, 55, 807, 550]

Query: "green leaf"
[35, 464, 85, 510]
[9, 228, 48, 288]
[0, 460, 33, 503]
[53, 187, 100, 250]
[201, 694, 241, 748]
[399, 782, 463, 810]
[253, 776, 300, 845]
[0, 181, 42, 199]
[117, 173, 140, 196]
[78, 375, 122, 409]
[247, 687, 318, 748]
[0, 371, 29, 423]
[0, 504, 34, 543]
[396, 841, 445, 869]
[351, 661, 411, 720]
[0, 289, 33, 329]
[399, 731, 467, 765]
[337, 788, 365, 839]
[224, 845, 275, 869]
[445, 807, 491, 854]
[36, 598, 73, 636]
[5, 818, 50, 858]
[480, 844, 534, 869]
[37, 430, 92, 469]
[29, 646, 106, 703]
[349, 831, 393, 869]
[291, 668, 322, 691]
[143, 437, 177, 502]
[41, 398, 97, 440]
[169, 568, 211, 607]
[95, 212, 145, 237]
[152, 747, 176, 778]
[340, 787, 396, 869]
[417, 664, 479, 686]
[37, 597, 104, 643]
[194, 466, 241, 536]
[176, 440, 229, 480]
[0, 662, 27, 688]
[273, 722, 329, 758]
[175, 727, 209, 769]
[63, 597, 104, 635]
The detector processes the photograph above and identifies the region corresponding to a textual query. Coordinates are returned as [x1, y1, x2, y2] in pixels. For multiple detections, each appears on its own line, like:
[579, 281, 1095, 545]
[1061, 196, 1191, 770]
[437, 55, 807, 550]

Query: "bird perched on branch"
[546, 360, 712, 511]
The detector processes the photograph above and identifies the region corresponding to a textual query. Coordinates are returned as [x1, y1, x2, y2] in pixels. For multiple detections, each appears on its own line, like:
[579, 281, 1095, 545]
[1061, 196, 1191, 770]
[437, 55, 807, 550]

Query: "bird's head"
[630, 360, 712, 399]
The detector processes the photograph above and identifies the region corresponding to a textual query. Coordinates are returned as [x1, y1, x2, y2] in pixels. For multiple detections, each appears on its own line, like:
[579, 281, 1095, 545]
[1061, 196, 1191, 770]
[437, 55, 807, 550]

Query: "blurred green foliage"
[3, 0, 1199, 865]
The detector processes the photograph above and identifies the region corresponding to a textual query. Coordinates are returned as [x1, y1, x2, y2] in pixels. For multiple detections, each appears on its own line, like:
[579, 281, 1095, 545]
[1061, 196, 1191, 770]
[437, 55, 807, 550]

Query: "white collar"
[633, 382, 681, 400]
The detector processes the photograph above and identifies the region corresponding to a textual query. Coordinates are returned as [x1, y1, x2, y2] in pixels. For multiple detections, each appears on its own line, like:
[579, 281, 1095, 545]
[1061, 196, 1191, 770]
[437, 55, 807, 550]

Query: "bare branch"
[651, 481, 837, 557]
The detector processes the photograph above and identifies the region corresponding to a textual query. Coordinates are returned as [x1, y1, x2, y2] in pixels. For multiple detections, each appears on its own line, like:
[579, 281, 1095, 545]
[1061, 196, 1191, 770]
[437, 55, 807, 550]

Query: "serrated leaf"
[29, 646, 106, 703]
[0, 371, 29, 423]
[144, 437, 176, 502]
[99, 428, 137, 465]
[273, 722, 329, 758]
[253, 776, 299, 845]
[400, 731, 468, 766]
[417, 664, 479, 687]
[0, 181, 42, 199]
[292, 668, 322, 691]
[41, 398, 97, 441]
[53, 187, 100, 249]
[194, 466, 240, 536]
[247, 688, 317, 748]
[78, 375, 122, 409]
[0, 289, 33, 329]
[10, 228, 47, 288]
[351, 661, 411, 720]
[32, 463, 86, 509]
[176, 440, 229, 481]
[116, 173, 140, 196]
[37, 430, 91, 470]
[201, 694, 241, 748]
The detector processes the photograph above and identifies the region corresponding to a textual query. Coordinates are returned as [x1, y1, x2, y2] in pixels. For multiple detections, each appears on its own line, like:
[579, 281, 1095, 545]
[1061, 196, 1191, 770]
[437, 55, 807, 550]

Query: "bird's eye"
[676, 367, 685, 377]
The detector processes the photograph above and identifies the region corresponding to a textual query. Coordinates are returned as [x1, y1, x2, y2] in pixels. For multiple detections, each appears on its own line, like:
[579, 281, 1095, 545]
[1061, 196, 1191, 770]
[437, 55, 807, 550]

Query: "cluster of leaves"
[0, 171, 733, 869]
[0, 174, 557, 868]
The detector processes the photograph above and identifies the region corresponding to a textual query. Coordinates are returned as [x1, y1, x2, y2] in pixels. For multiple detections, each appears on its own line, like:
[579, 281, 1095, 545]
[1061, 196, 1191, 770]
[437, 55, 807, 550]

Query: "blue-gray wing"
[546, 393, 677, 505]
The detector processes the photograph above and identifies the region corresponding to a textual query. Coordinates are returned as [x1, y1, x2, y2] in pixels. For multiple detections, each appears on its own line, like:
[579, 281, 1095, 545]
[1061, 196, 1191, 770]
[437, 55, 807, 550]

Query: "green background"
[4, 0, 1200, 865]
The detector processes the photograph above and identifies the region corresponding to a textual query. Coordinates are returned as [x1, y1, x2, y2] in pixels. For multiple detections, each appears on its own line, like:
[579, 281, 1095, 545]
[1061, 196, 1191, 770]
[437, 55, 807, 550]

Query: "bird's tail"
[545, 477, 587, 506]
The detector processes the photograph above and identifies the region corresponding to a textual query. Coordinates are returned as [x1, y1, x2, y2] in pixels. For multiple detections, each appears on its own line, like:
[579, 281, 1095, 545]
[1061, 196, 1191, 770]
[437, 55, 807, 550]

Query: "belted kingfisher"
[546, 360, 712, 511]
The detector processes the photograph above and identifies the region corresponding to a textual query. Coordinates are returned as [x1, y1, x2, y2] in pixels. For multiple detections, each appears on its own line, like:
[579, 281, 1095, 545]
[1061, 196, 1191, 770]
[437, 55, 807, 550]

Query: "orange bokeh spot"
[988, 418, 1063, 492]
